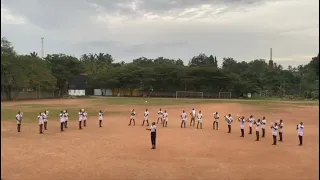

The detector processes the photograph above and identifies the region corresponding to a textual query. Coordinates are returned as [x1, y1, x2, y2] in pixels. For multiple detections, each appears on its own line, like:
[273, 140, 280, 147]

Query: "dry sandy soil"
[1, 98, 319, 180]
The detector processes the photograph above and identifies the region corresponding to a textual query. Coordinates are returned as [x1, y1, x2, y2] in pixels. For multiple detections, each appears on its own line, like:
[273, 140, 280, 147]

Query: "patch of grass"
[15, 104, 57, 108]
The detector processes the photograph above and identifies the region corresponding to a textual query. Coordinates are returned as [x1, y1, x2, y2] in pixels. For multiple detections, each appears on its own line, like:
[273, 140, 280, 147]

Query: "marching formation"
[14, 107, 304, 150]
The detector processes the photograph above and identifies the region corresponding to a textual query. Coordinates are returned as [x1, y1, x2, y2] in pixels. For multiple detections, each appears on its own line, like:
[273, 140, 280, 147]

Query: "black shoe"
[255, 140, 259, 141]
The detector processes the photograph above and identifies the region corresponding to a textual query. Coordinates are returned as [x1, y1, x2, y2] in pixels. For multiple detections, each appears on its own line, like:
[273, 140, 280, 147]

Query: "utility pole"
[41, 37, 44, 58]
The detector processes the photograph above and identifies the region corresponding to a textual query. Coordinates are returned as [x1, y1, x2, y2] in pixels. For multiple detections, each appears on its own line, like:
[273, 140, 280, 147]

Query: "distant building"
[68, 73, 88, 96]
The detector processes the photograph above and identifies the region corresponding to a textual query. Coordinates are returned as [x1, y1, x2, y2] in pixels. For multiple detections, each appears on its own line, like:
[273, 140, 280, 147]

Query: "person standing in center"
[142, 109, 149, 126]
[163, 110, 168, 127]
[83, 110, 88, 127]
[270, 122, 279, 145]
[180, 110, 187, 128]
[146, 122, 157, 149]
[128, 109, 136, 126]
[297, 122, 304, 146]
[225, 114, 233, 133]
[38, 112, 44, 134]
[238, 116, 246, 137]
[64, 110, 69, 128]
[190, 108, 196, 127]
[213, 112, 219, 130]
[43, 110, 49, 130]
[157, 108, 163, 124]
[279, 119, 284, 142]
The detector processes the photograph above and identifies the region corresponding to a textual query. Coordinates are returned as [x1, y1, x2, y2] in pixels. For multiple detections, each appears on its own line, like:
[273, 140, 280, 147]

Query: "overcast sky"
[1, 0, 319, 68]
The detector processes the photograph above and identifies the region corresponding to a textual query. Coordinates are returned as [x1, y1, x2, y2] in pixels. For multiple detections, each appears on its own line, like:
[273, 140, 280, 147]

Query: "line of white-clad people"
[14, 109, 104, 134]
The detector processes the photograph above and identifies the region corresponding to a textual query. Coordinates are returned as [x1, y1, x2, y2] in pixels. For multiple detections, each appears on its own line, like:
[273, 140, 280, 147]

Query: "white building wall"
[68, 89, 85, 96]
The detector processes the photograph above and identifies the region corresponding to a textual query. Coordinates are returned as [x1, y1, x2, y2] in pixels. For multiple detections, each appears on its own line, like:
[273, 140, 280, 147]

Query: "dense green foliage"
[1, 37, 319, 100]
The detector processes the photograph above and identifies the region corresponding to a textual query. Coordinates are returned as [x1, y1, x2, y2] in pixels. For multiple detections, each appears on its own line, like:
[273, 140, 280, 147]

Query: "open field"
[1, 97, 319, 180]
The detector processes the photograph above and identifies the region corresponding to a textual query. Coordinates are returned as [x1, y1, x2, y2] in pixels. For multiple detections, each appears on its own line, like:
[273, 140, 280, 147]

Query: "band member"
[128, 109, 135, 126]
[38, 112, 44, 134]
[99, 110, 104, 127]
[248, 115, 254, 134]
[279, 119, 284, 142]
[64, 110, 69, 128]
[146, 122, 157, 149]
[254, 119, 261, 141]
[213, 112, 219, 130]
[225, 114, 233, 133]
[142, 109, 149, 126]
[261, 117, 267, 138]
[59, 110, 65, 132]
[43, 110, 49, 130]
[238, 116, 246, 137]
[180, 110, 187, 128]
[78, 109, 83, 130]
[83, 110, 88, 127]
[163, 110, 168, 127]
[15, 111, 23, 132]
[270, 122, 279, 145]
[196, 110, 203, 129]
[190, 108, 196, 126]
[297, 122, 304, 146]
[157, 108, 163, 124]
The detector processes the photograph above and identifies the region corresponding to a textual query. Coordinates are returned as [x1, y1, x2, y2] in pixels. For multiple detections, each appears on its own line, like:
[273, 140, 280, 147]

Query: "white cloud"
[1, 6, 26, 25]
[0, 0, 318, 67]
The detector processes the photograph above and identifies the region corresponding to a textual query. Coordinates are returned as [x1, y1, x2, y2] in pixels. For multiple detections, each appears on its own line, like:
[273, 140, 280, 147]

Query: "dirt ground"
[1, 99, 319, 180]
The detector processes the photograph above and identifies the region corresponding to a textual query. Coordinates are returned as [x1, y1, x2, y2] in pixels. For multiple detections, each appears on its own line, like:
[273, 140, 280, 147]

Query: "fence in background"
[1, 90, 59, 101]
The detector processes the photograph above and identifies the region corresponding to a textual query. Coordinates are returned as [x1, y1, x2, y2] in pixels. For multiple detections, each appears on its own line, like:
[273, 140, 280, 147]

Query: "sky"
[1, 0, 319, 68]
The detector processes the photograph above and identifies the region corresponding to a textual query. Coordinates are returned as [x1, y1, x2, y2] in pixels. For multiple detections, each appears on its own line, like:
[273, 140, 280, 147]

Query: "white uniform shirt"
[64, 113, 68, 121]
[248, 118, 254, 127]
[150, 125, 156, 132]
[261, 119, 267, 129]
[163, 112, 168, 121]
[255, 122, 261, 131]
[130, 111, 135, 119]
[144, 111, 149, 120]
[158, 111, 163, 118]
[38, 114, 44, 125]
[240, 118, 245, 129]
[226, 116, 233, 125]
[197, 113, 203, 121]
[83, 112, 87, 120]
[43, 113, 48, 122]
[214, 113, 219, 122]
[191, 110, 196, 118]
[99, 112, 103, 120]
[78, 112, 83, 121]
[60, 113, 65, 122]
[272, 125, 278, 136]
[181, 112, 187, 121]
[279, 122, 284, 133]
[298, 124, 304, 136]
[16, 114, 22, 121]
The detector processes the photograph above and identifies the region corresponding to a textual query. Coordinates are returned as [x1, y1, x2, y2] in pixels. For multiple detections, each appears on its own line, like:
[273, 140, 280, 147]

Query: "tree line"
[1, 37, 319, 100]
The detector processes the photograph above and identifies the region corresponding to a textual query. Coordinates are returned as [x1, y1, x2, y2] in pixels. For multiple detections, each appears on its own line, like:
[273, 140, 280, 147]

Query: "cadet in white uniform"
[190, 108, 196, 127]
[213, 112, 219, 130]
[157, 108, 163, 124]
[254, 119, 261, 141]
[146, 122, 157, 149]
[238, 116, 246, 137]
[261, 117, 267, 138]
[64, 110, 69, 128]
[163, 110, 168, 127]
[180, 110, 187, 128]
[297, 122, 304, 146]
[270, 122, 279, 145]
[59, 110, 65, 132]
[38, 112, 44, 134]
[225, 114, 233, 133]
[99, 110, 104, 127]
[15, 111, 23, 132]
[128, 109, 135, 126]
[78, 109, 83, 130]
[43, 110, 49, 130]
[247, 115, 254, 134]
[196, 110, 203, 129]
[83, 111, 88, 127]
[279, 119, 284, 142]
[142, 109, 149, 126]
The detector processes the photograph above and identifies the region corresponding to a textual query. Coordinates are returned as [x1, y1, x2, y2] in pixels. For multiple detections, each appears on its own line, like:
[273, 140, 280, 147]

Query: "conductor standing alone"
[146, 122, 157, 149]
